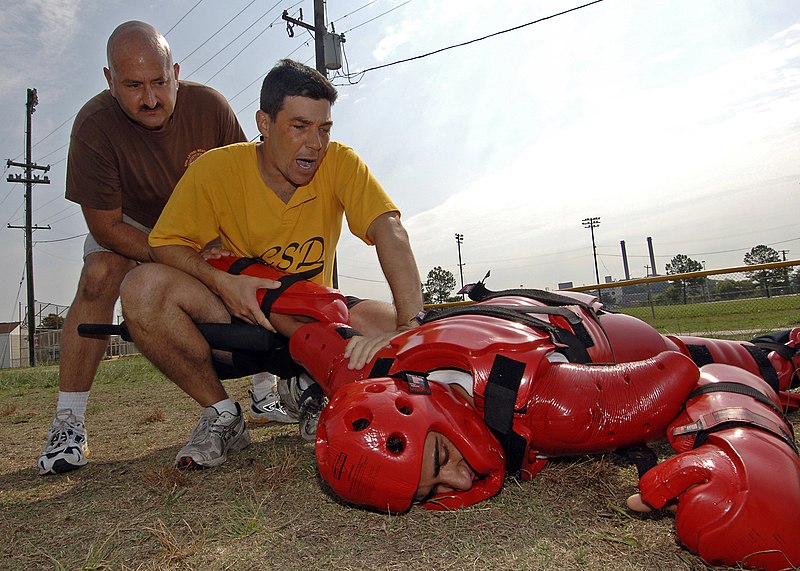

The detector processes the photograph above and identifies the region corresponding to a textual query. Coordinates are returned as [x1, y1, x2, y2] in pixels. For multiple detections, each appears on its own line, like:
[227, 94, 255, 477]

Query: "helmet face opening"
[315, 376, 506, 513]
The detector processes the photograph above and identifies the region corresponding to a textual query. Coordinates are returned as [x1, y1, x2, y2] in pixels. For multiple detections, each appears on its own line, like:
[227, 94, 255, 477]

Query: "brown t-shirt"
[65, 81, 246, 228]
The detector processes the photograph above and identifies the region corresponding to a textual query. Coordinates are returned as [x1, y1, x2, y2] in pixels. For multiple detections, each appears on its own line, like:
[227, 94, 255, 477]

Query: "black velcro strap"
[489, 306, 595, 349]
[686, 344, 714, 367]
[423, 304, 592, 363]
[335, 326, 360, 339]
[673, 406, 798, 455]
[469, 284, 594, 311]
[258, 266, 324, 315]
[368, 357, 395, 378]
[226, 257, 264, 275]
[688, 381, 787, 419]
[742, 344, 780, 393]
[750, 328, 795, 361]
[222, 257, 324, 316]
[483, 355, 528, 473]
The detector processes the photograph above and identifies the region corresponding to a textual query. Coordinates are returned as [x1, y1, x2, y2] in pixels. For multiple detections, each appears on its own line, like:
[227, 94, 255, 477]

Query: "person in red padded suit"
[209, 256, 800, 571]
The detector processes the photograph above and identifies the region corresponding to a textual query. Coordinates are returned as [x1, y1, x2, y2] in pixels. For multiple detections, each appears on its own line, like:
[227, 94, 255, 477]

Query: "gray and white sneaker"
[247, 389, 299, 424]
[176, 403, 250, 469]
[37, 409, 90, 475]
[298, 384, 328, 442]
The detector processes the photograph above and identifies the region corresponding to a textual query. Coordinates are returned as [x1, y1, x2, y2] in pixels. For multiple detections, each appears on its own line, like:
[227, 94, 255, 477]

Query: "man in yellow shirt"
[120, 59, 423, 469]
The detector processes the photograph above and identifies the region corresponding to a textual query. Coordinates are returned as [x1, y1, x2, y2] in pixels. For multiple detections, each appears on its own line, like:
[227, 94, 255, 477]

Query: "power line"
[178, 0, 258, 64]
[164, 0, 205, 36]
[339, 0, 605, 82]
[203, 5, 294, 84]
[330, 0, 378, 26]
[34, 232, 88, 244]
[184, 1, 283, 81]
[341, 0, 413, 34]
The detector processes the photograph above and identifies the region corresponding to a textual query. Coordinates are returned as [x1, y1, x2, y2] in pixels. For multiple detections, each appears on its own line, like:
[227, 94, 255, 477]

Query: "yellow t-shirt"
[149, 141, 398, 286]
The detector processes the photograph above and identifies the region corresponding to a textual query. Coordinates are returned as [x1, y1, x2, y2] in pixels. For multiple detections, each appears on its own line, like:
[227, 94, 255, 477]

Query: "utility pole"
[282, 1, 344, 287]
[455, 233, 464, 299]
[581, 217, 601, 300]
[6, 88, 51, 366]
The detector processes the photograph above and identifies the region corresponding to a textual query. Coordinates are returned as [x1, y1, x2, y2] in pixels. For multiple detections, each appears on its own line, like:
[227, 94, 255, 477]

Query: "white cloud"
[372, 19, 420, 62]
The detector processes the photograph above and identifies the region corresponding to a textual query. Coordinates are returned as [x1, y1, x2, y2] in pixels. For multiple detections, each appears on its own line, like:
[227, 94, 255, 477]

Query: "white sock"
[251, 372, 278, 401]
[56, 391, 89, 423]
[297, 373, 315, 391]
[209, 398, 238, 416]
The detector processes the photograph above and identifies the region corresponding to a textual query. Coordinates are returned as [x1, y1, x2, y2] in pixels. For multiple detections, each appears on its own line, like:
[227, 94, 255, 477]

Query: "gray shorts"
[82, 214, 151, 260]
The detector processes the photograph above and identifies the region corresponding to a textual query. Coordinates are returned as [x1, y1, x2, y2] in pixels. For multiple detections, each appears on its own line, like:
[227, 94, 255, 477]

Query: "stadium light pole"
[581, 217, 601, 301]
[455, 233, 464, 300]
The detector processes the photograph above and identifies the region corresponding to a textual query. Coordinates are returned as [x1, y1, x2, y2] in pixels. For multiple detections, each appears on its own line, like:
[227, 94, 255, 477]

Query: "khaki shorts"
[82, 214, 151, 260]
[82, 215, 221, 260]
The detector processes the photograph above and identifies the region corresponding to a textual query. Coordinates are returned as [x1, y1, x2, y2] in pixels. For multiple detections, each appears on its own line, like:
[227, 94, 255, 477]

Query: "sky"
[0, 0, 798, 322]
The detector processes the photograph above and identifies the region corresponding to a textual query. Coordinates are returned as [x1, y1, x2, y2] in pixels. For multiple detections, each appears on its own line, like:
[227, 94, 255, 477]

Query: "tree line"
[421, 244, 796, 306]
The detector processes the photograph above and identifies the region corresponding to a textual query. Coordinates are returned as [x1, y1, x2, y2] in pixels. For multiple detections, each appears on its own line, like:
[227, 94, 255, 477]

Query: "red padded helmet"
[315, 375, 506, 513]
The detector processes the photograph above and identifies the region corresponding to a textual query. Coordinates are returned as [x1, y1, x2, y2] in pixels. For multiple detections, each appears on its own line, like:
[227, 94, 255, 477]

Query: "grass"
[0, 355, 796, 570]
[618, 295, 800, 338]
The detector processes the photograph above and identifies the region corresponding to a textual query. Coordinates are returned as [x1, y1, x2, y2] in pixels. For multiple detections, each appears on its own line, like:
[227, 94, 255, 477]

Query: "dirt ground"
[1, 356, 794, 570]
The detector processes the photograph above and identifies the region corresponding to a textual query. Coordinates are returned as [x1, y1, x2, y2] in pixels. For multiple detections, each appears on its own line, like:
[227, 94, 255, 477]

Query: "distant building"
[558, 281, 574, 290]
[0, 322, 21, 368]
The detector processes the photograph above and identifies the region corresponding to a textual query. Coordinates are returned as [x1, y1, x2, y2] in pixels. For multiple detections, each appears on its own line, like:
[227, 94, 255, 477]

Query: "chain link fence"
[6, 261, 800, 368]
[569, 260, 800, 339]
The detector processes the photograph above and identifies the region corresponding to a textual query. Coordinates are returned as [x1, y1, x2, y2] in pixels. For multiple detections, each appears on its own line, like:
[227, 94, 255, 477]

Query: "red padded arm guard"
[521, 351, 699, 456]
[638, 430, 800, 570]
[205, 256, 349, 324]
[637, 364, 800, 570]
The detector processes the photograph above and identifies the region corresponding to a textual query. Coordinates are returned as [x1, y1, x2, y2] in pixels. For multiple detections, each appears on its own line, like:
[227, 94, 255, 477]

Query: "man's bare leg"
[59, 252, 136, 391]
[121, 263, 253, 469]
[120, 263, 232, 406]
[38, 251, 135, 476]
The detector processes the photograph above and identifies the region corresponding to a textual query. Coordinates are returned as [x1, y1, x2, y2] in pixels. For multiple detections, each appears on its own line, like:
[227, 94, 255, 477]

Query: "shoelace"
[188, 412, 239, 444]
[48, 416, 81, 447]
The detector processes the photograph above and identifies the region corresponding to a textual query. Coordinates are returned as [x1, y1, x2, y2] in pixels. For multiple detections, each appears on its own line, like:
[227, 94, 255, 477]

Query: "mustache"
[139, 103, 162, 111]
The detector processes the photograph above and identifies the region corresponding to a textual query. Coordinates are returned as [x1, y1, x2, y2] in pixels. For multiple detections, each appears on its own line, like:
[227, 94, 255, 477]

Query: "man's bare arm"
[368, 212, 423, 327]
[150, 244, 280, 331]
[83, 206, 152, 262]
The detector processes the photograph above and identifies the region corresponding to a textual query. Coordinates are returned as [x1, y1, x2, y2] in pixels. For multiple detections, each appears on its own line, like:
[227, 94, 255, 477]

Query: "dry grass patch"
[0, 356, 795, 570]
[142, 407, 167, 424]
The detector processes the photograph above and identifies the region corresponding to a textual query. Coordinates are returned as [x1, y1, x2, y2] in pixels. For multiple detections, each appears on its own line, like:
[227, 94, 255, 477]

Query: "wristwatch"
[409, 310, 426, 326]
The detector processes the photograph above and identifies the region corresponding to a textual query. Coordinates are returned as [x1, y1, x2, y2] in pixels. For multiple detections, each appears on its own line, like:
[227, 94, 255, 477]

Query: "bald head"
[103, 21, 180, 130]
[107, 21, 172, 73]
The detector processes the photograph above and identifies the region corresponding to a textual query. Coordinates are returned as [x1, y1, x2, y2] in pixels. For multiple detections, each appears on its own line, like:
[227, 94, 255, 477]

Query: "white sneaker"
[247, 372, 302, 424]
[298, 383, 328, 442]
[247, 388, 299, 424]
[37, 409, 90, 475]
[176, 403, 250, 469]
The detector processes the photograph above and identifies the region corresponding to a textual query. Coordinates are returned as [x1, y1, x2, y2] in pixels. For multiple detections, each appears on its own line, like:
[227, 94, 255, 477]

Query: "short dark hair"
[260, 59, 338, 120]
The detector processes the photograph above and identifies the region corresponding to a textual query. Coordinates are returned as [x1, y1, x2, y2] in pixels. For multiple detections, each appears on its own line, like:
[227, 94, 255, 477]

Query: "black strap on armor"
[617, 445, 659, 478]
[369, 357, 395, 378]
[685, 344, 714, 367]
[483, 354, 528, 473]
[750, 330, 795, 360]
[423, 304, 592, 363]
[741, 344, 780, 393]
[687, 381, 788, 420]
[673, 406, 798, 456]
[685, 342, 781, 394]
[223, 257, 323, 315]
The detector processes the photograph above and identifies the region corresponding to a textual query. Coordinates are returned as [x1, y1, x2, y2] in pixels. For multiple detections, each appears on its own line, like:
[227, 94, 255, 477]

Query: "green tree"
[711, 278, 752, 300]
[664, 254, 704, 304]
[423, 266, 458, 304]
[40, 313, 65, 330]
[744, 245, 788, 297]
